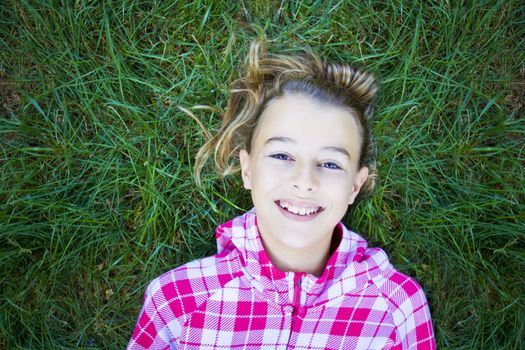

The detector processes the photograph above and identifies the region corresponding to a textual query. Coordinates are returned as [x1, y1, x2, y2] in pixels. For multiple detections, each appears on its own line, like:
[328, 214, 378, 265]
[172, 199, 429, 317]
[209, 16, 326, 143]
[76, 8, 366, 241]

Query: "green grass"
[1, 0, 524, 348]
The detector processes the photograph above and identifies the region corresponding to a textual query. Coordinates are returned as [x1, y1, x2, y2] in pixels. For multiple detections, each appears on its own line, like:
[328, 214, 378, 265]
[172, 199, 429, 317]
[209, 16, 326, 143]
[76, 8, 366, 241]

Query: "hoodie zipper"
[292, 273, 304, 316]
[286, 272, 305, 348]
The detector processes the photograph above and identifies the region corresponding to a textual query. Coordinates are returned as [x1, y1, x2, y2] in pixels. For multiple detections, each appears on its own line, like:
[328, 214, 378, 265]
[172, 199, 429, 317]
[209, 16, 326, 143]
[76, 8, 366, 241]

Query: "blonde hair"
[194, 40, 379, 194]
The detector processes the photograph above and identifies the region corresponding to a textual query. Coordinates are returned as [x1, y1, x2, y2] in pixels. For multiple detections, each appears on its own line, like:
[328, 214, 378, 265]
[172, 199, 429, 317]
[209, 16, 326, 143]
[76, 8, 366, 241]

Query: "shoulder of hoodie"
[141, 247, 243, 321]
[359, 244, 428, 312]
[140, 212, 255, 321]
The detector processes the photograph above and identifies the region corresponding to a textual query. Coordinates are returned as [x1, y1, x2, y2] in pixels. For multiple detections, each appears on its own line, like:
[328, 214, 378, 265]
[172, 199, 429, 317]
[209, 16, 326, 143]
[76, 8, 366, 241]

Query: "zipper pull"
[292, 273, 304, 315]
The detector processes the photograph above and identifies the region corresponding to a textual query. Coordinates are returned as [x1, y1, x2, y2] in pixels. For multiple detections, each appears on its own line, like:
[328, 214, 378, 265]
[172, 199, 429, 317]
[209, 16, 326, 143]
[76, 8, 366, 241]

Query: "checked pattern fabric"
[128, 209, 435, 349]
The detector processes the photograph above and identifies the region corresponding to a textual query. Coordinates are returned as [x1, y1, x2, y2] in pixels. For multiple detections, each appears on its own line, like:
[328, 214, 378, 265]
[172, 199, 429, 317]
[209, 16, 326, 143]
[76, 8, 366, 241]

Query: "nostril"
[293, 183, 313, 191]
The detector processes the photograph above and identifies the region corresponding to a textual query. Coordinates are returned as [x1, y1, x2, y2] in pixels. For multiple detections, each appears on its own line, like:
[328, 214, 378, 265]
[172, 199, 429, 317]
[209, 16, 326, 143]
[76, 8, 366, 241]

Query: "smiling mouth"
[277, 200, 323, 216]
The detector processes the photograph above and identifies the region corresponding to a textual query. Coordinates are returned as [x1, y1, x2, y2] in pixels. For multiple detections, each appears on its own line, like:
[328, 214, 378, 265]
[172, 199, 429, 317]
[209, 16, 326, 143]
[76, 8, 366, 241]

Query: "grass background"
[1, 0, 524, 348]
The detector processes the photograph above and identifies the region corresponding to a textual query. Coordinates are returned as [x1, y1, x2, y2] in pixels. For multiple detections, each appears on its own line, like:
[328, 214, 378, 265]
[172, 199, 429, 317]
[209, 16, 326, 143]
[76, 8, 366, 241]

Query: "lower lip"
[275, 201, 323, 222]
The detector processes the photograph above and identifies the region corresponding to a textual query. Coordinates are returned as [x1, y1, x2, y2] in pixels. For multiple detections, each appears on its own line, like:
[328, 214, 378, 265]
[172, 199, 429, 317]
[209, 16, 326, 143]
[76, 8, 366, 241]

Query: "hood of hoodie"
[215, 209, 395, 309]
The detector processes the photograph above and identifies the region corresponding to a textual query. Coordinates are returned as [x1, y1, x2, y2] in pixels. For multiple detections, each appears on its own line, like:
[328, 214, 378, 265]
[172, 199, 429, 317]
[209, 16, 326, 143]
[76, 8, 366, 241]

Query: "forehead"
[251, 94, 362, 153]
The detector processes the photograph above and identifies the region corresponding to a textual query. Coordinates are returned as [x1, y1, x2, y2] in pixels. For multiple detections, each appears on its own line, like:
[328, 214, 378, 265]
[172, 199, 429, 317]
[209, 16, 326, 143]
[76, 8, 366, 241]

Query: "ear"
[348, 166, 369, 205]
[239, 149, 252, 190]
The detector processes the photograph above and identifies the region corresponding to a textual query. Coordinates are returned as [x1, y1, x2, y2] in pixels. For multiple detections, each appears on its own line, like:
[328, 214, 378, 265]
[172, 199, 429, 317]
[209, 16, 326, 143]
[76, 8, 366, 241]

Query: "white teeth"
[278, 201, 320, 216]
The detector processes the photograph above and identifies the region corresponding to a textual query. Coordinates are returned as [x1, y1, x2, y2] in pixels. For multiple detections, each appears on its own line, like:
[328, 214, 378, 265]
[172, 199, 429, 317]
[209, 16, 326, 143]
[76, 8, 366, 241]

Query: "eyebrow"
[265, 136, 296, 145]
[264, 136, 351, 159]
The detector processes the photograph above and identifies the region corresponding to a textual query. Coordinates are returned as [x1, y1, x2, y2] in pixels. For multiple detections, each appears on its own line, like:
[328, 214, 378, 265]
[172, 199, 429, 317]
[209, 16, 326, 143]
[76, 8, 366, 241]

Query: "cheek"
[251, 163, 284, 191]
[321, 172, 355, 202]
[255, 159, 291, 179]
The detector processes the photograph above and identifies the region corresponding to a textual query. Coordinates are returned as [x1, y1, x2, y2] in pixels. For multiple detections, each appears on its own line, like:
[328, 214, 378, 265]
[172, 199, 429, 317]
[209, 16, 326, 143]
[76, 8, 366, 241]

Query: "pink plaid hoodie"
[128, 209, 435, 349]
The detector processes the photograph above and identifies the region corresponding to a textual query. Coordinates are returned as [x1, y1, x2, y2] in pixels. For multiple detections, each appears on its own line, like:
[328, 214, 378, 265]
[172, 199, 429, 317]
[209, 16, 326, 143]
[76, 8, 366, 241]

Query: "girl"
[128, 41, 436, 349]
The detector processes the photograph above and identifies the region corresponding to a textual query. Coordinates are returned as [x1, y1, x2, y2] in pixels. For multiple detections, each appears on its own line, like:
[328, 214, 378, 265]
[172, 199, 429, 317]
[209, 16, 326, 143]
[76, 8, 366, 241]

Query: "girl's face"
[239, 93, 369, 257]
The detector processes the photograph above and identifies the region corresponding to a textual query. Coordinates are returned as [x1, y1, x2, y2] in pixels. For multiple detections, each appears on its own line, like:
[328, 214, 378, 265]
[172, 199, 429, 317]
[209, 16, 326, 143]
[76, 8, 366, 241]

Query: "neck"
[259, 232, 332, 277]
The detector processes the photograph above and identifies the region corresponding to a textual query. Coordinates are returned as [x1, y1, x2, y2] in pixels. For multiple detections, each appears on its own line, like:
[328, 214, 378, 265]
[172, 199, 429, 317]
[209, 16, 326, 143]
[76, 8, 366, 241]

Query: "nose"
[291, 163, 319, 192]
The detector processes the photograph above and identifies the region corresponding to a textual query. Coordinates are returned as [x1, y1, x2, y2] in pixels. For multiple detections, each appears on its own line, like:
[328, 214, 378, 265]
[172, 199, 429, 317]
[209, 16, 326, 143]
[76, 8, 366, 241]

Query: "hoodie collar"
[215, 209, 373, 307]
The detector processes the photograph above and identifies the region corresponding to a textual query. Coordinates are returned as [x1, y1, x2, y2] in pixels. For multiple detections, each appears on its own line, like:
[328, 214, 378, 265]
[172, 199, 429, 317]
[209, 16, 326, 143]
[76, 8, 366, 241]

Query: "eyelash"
[270, 153, 291, 161]
[270, 154, 342, 170]
[320, 162, 342, 170]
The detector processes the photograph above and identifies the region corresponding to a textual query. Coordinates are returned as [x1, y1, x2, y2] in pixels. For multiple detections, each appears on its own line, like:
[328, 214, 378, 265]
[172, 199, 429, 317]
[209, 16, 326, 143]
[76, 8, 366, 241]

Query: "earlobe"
[239, 150, 252, 190]
[348, 166, 369, 205]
